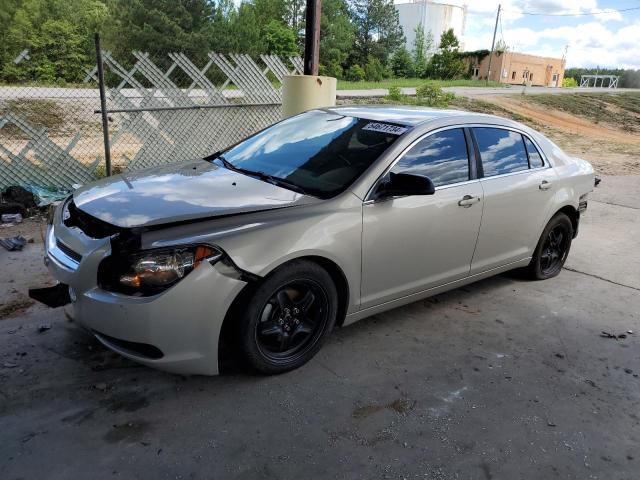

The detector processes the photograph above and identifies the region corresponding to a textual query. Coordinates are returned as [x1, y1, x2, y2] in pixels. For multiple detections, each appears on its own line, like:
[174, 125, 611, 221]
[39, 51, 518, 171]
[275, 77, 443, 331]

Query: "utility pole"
[303, 0, 321, 75]
[94, 33, 112, 177]
[486, 4, 501, 85]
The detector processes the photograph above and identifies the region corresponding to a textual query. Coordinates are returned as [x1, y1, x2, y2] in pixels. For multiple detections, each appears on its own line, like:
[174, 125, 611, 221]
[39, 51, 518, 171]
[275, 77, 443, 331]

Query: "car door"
[361, 127, 484, 309]
[470, 127, 557, 274]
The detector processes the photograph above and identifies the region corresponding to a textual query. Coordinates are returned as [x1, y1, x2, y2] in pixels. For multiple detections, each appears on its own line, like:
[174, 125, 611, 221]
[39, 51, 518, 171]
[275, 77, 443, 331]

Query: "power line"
[502, 5, 640, 17]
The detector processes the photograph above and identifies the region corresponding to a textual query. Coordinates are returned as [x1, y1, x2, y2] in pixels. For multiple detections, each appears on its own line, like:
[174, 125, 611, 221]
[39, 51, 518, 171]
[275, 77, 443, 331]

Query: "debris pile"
[0, 235, 27, 251]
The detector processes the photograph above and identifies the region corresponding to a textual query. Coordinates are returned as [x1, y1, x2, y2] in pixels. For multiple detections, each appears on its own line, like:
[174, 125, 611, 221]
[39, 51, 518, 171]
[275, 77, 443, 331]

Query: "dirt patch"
[0, 295, 35, 319]
[0, 216, 50, 319]
[352, 398, 414, 419]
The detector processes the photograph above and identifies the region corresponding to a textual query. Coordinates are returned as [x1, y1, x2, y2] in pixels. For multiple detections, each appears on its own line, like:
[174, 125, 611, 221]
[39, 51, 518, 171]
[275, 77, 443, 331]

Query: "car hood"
[73, 160, 318, 228]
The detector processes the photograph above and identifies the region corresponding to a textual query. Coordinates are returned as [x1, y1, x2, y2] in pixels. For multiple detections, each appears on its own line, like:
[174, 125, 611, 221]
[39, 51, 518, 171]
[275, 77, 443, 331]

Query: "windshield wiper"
[217, 156, 308, 195]
[247, 171, 308, 195]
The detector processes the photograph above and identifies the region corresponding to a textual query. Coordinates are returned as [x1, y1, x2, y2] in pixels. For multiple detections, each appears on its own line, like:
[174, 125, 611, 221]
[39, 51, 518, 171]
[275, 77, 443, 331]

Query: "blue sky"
[425, 0, 640, 68]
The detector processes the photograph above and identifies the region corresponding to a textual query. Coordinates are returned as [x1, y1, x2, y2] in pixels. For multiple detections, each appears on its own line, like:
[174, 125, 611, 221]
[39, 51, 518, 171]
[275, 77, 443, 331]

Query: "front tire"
[526, 212, 573, 280]
[239, 260, 338, 374]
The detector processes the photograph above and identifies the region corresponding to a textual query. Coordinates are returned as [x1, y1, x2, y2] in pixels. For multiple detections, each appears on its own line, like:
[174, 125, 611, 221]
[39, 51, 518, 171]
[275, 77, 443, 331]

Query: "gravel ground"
[0, 176, 638, 480]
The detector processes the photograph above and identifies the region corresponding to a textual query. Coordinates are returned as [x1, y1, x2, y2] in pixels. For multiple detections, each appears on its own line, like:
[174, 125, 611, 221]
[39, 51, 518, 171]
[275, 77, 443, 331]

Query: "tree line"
[564, 68, 640, 89]
[2, 0, 638, 87]
[0, 0, 471, 84]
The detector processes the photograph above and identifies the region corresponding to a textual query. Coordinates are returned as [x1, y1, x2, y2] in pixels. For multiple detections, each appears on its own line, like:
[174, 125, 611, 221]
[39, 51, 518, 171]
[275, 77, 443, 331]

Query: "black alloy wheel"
[239, 260, 338, 374]
[255, 280, 328, 362]
[539, 225, 570, 276]
[527, 212, 573, 280]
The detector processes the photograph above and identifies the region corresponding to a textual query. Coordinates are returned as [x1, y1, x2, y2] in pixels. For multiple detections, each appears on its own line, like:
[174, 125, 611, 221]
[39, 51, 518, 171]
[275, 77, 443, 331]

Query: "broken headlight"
[98, 245, 222, 296]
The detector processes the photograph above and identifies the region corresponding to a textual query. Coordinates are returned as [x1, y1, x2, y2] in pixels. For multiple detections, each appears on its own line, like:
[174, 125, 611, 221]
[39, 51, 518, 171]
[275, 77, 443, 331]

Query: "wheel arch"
[552, 204, 579, 238]
[218, 255, 351, 368]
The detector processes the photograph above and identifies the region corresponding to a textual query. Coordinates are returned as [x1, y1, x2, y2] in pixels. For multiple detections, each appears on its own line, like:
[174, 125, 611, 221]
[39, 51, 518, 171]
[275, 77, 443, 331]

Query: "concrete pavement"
[1, 176, 639, 479]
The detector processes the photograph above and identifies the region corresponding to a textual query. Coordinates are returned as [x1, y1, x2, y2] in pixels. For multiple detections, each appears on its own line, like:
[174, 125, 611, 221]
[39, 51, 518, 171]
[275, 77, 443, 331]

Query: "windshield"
[216, 110, 407, 198]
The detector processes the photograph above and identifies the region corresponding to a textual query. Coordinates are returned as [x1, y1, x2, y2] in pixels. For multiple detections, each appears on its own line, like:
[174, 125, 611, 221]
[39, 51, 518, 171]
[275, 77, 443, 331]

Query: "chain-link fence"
[0, 84, 103, 189]
[0, 50, 303, 190]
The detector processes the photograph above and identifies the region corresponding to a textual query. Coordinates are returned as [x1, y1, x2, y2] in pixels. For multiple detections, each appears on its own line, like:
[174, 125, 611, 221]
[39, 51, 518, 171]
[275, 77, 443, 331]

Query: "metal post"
[486, 4, 501, 85]
[303, 0, 321, 75]
[95, 33, 112, 177]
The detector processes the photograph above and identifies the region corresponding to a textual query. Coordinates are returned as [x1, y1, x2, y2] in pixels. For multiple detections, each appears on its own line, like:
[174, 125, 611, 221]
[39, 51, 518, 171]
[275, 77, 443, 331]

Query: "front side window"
[523, 136, 544, 168]
[389, 128, 470, 187]
[218, 110, 404, 198]
[473, 127, 529, 177]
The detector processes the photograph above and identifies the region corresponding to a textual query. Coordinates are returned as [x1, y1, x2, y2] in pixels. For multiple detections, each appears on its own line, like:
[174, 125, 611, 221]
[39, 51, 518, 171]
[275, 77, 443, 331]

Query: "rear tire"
[239, 260, 338, 374]
[526, 213, 573, 280]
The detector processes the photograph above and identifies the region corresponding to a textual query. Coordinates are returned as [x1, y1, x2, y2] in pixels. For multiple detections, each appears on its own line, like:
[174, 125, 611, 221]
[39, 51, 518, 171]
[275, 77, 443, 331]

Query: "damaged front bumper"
[36, 201, 248, 375]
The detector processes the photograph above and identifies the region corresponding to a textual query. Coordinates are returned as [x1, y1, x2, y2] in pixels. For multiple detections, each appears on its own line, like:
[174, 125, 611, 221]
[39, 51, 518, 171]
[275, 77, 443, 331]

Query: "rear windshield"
[219, 110, 406, 198]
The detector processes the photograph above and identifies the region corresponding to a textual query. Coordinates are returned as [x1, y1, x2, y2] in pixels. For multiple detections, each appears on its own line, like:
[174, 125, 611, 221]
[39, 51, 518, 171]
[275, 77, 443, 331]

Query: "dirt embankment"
[339, 92, 640, 175]
[470, 93, 640, 176]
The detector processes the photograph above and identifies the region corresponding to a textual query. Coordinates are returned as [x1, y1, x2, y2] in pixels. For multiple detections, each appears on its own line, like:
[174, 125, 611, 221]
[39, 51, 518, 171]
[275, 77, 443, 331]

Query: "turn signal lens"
[194, 245, 217, 268]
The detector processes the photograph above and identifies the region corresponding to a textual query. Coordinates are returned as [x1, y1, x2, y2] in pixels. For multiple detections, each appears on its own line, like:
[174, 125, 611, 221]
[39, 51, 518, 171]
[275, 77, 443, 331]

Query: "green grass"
[336, 78, 505, 90]
[519, 93, 640, 132]
[0, 98, 65, 134]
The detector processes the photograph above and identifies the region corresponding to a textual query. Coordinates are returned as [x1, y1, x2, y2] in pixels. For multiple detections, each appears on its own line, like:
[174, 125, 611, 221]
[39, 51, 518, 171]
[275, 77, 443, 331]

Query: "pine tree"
[428, 28, 465, 79]
[349, 0, 405, 68]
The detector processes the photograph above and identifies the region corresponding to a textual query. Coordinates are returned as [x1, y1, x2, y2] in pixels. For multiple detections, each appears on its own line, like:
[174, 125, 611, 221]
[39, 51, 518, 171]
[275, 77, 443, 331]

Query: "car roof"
[322, 105, 508, 128]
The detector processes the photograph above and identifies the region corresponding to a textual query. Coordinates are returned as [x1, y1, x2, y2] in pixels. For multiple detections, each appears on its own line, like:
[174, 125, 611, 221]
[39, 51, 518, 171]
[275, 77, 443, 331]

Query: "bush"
[364, 57, 385, 81]
[345, 64, 365, 82]
[319, 60, 343, 79]
[391, 47, 414, 78]
[415, 83, 455, 107]
[562, 77, 578, 88]
[387, 85, 402, 101]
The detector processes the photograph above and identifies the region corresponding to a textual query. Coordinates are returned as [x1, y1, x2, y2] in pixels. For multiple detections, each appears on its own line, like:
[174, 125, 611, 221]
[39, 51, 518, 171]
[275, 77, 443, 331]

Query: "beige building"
[468, 51, 565, 87]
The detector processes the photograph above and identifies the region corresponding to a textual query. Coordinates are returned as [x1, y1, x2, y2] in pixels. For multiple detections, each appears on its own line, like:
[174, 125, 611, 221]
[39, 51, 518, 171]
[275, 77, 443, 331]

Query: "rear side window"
[523, 136, 544, 168]
[473, 127, 529, 177]
[390, 128, 469, 187]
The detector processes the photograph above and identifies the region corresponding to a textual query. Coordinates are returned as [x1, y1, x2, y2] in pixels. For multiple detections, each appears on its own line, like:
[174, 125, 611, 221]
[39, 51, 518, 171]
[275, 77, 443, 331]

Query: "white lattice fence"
[0, 52, 303, 189]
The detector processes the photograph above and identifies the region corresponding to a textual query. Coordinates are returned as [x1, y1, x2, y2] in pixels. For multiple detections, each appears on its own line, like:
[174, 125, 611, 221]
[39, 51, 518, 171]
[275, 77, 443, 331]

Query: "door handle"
[539, 180, 553, 190]
[458, 195, 481, 207]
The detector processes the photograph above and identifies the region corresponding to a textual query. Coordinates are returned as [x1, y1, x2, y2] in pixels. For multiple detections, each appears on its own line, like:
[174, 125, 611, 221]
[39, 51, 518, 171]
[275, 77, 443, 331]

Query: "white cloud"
[590, 8, 623, 22]
[442, 0, 640, 68]
[395, 0, 638, 67]
[518, 0, 598, 15]
[492, 21, 640, 68]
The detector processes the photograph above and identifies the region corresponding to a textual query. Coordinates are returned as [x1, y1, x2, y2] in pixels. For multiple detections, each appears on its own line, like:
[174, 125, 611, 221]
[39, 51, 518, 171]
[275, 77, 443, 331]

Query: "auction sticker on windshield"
[362, 122, 408, 136]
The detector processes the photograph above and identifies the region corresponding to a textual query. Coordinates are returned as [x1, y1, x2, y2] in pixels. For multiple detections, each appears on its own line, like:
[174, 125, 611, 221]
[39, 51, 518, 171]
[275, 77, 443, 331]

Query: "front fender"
[141, 193, 364, 314]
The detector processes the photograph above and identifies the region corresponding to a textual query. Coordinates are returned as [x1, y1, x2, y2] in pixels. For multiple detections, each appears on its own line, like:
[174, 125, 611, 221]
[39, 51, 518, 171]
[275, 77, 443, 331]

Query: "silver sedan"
[38, 106, 595, 375]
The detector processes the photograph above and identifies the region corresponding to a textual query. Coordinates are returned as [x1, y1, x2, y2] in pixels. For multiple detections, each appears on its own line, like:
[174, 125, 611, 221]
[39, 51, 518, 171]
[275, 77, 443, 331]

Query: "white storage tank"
[395, 0, 467, 53]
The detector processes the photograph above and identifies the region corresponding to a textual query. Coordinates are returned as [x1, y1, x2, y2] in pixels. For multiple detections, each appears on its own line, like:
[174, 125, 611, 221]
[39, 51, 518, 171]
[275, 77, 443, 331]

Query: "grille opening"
[56, 239, 82, 262]
[94, 332, 164, 360]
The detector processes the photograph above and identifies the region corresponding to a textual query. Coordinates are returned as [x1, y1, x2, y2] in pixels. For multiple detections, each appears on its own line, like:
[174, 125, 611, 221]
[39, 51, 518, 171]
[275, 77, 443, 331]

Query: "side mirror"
[374, 172, 435, 199]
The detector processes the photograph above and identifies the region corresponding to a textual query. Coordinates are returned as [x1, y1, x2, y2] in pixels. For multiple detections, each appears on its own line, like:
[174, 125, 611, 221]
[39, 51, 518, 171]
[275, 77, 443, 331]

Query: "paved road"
[2, 85, 639, 101]
[338, 86, 640, 98]
[1, 176, 639, 479]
